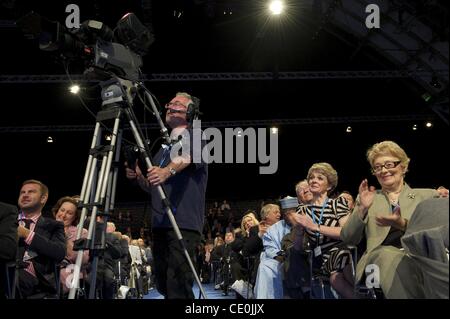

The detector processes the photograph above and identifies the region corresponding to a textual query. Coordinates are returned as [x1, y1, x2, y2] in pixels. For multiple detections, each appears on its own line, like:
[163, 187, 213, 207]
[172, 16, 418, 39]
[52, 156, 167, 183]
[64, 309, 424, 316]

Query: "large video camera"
[17, 11, 154, 81]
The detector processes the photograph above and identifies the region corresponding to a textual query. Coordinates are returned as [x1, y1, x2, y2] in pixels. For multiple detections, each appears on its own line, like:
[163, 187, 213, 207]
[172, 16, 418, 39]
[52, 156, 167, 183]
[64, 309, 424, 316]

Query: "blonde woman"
[240, 211, 260, 238]
[341, 141, 447, 298]
[295, 163, 353, 298]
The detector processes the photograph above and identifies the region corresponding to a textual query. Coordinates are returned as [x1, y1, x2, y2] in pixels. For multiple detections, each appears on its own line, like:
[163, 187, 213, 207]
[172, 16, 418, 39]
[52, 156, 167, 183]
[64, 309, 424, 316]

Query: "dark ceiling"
[0, 0, 448, 207]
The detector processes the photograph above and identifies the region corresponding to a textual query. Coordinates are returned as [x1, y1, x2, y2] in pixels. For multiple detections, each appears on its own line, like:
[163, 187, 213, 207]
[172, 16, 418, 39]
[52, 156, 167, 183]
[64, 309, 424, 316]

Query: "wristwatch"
[168, 167, 177, 176]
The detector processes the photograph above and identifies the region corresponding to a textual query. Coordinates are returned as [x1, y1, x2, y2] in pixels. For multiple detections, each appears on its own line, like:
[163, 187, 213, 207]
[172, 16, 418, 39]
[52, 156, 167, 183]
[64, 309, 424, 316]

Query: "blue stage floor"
[144, 282, 236, 300]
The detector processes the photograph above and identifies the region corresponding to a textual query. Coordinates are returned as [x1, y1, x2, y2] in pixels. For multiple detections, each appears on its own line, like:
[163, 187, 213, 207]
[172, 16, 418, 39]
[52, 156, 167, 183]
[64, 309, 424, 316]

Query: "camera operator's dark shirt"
[149, 128, 208, 234]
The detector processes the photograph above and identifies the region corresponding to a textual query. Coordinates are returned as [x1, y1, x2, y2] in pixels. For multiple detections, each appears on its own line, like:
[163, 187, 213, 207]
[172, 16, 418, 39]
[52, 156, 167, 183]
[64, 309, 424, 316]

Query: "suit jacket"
[0, 202, 18, 298]
[341, 183, 438, 281]
[0, 202, 18, 261]
[24, 215, 66, 292]
[401, 197, 449, 298]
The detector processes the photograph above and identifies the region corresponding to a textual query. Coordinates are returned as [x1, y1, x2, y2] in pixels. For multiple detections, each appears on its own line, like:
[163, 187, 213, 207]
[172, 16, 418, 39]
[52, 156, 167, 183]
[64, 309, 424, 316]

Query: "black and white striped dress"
[297, 196, 351, 275]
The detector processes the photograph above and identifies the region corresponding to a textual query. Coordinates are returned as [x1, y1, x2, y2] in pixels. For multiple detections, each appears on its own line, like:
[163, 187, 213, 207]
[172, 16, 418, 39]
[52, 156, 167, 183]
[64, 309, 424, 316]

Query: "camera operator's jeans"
[152, 228, 201, 299]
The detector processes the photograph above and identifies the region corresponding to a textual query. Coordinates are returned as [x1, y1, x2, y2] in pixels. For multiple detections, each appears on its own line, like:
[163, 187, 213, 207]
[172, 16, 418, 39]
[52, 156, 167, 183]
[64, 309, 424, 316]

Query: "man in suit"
[0, 202, 18, 298]
[16, 180, 66, 298]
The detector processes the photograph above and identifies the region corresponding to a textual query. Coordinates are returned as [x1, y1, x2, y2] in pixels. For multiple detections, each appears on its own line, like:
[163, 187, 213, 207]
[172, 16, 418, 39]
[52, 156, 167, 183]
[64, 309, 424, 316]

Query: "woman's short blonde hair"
[307, 162, 338, 193]
[367, 140, 410, 173]
[240, 211, 259, 235]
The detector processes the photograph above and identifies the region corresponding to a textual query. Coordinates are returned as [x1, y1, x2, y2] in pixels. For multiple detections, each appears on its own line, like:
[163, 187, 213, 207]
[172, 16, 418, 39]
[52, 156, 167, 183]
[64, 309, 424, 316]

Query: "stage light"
[412, 124, 418, 131]
[425, 121, 433, 128]
[69, 85, 80, 94]
[47, 136, 54, 143]
[430, 76, 441, 89]
[105, 134, 112, 141]
[346, 126, 352, 133]
[271, 127, 278, 134]
[269, 1, 284, 15]
[237, 129, 243, 137]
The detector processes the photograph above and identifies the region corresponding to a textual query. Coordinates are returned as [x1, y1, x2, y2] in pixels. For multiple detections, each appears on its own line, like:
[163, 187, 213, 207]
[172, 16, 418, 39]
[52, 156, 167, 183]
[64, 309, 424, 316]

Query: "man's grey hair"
[295, 179, 308, 194]
[176, 92, 193, 105]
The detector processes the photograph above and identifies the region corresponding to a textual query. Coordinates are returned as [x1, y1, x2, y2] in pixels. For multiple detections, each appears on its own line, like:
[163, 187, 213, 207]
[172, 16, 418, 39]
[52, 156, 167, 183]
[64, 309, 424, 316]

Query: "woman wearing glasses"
[341, 140, 446, 298]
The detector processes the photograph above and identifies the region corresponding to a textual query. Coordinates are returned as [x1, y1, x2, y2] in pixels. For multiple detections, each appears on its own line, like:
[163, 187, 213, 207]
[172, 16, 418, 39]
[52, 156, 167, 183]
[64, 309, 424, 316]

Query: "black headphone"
[186, 95, 201, 123]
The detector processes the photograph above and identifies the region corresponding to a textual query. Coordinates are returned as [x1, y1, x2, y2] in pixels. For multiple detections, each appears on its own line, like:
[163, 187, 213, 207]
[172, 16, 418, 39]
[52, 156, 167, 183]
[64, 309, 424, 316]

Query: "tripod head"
[100, 78, 137, 109]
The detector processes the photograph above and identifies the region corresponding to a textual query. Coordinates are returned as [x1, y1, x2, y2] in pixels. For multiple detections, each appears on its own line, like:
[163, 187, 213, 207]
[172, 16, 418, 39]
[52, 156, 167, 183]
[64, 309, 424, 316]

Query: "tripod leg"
[87, 114, 122, 299]
[68, 122, 103, 299]
[69, 109, 123, 299]
[104, 129, 122, 219]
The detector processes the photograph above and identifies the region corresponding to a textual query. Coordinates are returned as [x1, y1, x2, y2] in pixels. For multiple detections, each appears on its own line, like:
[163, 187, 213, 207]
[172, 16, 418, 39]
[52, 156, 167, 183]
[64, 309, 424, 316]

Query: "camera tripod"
[67, 76, 208, 299]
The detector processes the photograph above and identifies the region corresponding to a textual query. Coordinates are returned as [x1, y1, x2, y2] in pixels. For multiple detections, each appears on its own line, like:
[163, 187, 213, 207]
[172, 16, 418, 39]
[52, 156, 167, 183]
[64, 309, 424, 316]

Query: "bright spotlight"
[271, 127, 278, 134]
[47, 136, 54, 143]
[346, 126, 352, 133]
[269, 1, 284, 15]
[412, 124, 418, 131]
[69, 85, 80, 94]
[105, 134, 112, 141]
[425, 121, 433, 128]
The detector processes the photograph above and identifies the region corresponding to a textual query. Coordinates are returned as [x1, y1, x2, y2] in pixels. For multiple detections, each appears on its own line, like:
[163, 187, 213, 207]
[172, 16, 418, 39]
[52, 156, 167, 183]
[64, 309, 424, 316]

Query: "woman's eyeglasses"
[372, 161, 401, 174]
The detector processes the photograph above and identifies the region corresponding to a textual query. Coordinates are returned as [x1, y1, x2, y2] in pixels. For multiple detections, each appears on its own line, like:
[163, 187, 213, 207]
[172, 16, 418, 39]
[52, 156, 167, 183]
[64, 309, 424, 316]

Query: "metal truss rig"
[0, 114, 434, 133]
[0, 70, 448, 83]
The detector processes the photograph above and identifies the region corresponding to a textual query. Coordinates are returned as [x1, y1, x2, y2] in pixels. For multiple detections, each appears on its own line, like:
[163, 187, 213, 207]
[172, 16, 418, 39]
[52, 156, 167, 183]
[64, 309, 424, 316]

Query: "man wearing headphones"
[126, 92, 208, 299]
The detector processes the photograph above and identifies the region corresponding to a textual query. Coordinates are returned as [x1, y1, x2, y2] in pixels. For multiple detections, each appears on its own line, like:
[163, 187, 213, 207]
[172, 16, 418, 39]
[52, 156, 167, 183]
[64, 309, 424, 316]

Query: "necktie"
[17, 219, 33, 267]
[19, 218, 32, 229]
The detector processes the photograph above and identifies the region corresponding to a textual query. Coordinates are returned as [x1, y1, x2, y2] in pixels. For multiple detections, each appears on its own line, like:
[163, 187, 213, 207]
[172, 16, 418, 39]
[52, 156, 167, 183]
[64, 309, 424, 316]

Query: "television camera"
[17, 11, 154, 81]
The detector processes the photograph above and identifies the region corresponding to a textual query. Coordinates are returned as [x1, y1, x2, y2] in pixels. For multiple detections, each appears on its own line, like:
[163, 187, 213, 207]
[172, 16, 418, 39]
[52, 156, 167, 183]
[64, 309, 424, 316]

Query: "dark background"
[0, 0, 448, 208]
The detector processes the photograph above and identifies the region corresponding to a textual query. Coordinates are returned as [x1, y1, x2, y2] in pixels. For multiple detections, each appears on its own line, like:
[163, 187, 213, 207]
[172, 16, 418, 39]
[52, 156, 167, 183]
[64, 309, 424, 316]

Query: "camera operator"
[125, 92, 208, 299]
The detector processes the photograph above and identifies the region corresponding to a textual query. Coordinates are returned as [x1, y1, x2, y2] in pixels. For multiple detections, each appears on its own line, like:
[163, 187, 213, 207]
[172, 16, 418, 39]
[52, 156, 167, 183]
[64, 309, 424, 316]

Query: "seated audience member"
[210, 236, 225, 286]
[16, 180, 66, 298]
[240, 211, 259, 238]
[125, 236, 145, 298]
[214, 231, 244, 296]
[338, 191, 355, 210]
[282, 182, 314, 299]
[52, 196, 89, 295]
[401, 197, 449, 299]
[0, 202, 18, 298]
[242, 204, 281, 291]
[295, 163, 354, 298]
[118, 234, 132, 286]
[84, 221, 121, 299]
[254, 201, 295, 299]
[341, 141, 448, 298]
[295, 180, 314, 206]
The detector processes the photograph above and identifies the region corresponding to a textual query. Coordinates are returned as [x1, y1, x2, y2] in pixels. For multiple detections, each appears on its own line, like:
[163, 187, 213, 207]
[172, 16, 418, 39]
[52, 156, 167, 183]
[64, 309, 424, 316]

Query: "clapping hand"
[375, 206, 407, 231]
[358, 179, 376, 209]
[293, 213, 317, 232]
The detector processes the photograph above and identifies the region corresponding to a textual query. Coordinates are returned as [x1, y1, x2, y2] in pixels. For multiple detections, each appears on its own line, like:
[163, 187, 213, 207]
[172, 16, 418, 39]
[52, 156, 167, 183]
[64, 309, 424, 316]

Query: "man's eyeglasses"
[165, 101, 187, 109]
[371, 161, 401, 174]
